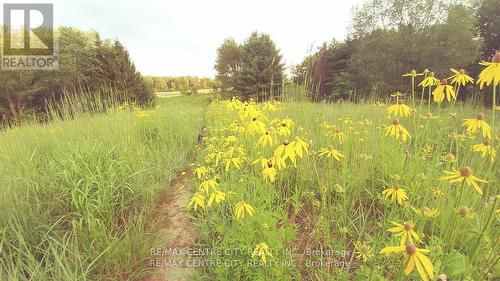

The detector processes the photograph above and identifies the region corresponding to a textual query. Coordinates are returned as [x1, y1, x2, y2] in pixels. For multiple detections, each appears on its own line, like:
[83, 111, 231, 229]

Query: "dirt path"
[142, 172, 198, 281]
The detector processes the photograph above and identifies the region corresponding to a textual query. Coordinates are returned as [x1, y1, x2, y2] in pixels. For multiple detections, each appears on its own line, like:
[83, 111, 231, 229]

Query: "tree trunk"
[5, 89, 19, 123]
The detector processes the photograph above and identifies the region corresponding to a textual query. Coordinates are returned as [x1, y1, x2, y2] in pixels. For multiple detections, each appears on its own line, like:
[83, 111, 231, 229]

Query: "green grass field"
[156, 89, 213, 98]
[0, 96, 210, 280]
[0, 93, 498, 280]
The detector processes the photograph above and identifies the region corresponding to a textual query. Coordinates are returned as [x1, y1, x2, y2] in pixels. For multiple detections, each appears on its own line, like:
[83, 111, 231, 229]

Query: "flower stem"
[427, 86, 432, 112]
[492, 84, 496, 135]
[418, 86, 426, 128]
[411, 77, 415, 108]
[447, 181, 466, 252]
[452, 84, 460, 110]
[419, 72, 428, 116]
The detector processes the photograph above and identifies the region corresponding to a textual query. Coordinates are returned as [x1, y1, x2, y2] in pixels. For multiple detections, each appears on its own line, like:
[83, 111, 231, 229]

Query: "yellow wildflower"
[246, 116, 266, 136]
[224, 135, 238, 145]
[354, 241, 374, 262]
[432, 79, 456, 103]
[476, 51, 500, 89]
[419, 72, 439, 87]
[463, 113, 492, 139]
[390, 91, 405, 98]
[273, 139, 299, 168]
[387, 221, 420, 245]
[440, 166, 488, 195]
[403, 69, 423, 78]
[275, 118, 295, 136]
[331, 129, 347, 144]
[234, 201, 254, 220]
[293, 136, 310, 158]
[262, 161, 277, 183]
[252, 242, 272, 263]
[384, 119, 411, 142]
[135, 111, 151, 118]
[257, 131, 275, 147]
[379, 244, 434, 281]
[194, 165, 210, 179]
[387, 100, 413, 117]
[448, 68, 474, 86]
[207, 190, 226, 207]
[411, 206, 440, 218]
[224, 155, 244, 172]
[382, 186, 408, 205]
[472, 139, 496, 161]
[188, 192, 205, 211]
[200, 179, 218, 193]
[318, 145, 344, 161]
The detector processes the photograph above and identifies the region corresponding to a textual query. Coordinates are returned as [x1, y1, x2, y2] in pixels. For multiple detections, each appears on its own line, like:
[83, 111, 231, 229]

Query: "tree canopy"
[0, 26, 154, 124]
[477, 0, 500, 61]
[293, 0, 485, 101]
[214, 32, 284, 100]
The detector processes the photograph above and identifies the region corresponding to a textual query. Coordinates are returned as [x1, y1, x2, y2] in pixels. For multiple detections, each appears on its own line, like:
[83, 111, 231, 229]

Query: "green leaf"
[444, 250, 468, 279]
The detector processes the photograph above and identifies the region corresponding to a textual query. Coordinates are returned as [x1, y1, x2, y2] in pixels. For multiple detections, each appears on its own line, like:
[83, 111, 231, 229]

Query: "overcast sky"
[4, 0, 365, 77]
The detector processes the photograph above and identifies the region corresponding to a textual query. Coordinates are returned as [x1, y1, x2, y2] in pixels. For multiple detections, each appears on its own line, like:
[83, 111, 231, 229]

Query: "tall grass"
[0, 95, 209, 280]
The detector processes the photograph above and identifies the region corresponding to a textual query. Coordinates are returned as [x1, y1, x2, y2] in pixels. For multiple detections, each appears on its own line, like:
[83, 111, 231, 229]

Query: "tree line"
[292, 0, 500, 102]
[214, 0, 499, 103]
[143, 76, 220, 93]
[0, 27, 154, 124]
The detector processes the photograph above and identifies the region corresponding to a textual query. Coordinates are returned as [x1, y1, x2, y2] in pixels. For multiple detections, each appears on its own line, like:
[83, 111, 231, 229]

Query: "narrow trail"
[142, 172, 198, 281]
[140, 111, 209, 281]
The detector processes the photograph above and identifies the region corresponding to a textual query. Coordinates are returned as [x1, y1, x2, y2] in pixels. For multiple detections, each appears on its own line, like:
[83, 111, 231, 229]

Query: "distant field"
[156, 88, 213, 98]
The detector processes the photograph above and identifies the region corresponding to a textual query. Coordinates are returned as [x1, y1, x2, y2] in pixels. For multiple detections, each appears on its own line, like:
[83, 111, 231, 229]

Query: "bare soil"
[142, 172, 197, 281]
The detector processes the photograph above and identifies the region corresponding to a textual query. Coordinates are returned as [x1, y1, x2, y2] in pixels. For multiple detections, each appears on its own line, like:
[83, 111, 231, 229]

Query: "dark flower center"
[405, 244, 416, 255]
[458, 206, 470, 217]
[392, 119, 400, 126]
[492, 51, 500, 63]
[460, 166, 472, 177]
[360, 244, 370, 253]
[404, 223, 412, 231]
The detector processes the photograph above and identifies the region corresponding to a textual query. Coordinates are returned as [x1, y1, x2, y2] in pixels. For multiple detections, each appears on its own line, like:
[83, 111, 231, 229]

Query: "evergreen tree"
[214, 32, 284, 100]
